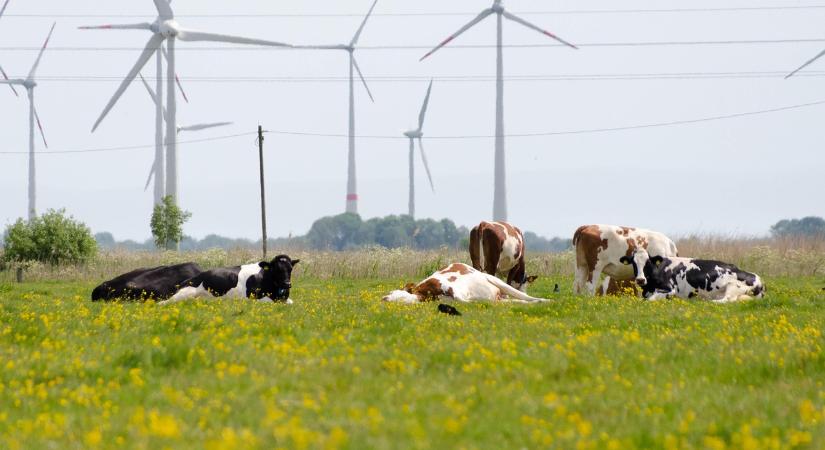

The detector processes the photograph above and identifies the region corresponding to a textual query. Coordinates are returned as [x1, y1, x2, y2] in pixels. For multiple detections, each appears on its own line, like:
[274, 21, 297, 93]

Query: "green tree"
[770, 217, 825, 238]
[150, 196, 192, 250]
[3, 209, 97, 265]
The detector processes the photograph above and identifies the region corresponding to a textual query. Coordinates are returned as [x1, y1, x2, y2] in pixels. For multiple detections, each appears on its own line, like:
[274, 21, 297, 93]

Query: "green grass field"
[1, 276, 824, 449]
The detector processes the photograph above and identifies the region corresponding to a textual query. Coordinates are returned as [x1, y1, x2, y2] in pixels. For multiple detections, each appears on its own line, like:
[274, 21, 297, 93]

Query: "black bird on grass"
[554, 284, 560, 293]
[438, 304, 462, 316]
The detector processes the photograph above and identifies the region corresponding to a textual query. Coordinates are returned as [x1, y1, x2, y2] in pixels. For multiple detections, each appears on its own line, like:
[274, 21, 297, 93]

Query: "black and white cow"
[91, 263, 203, 302]
[620, 249, 765, 303]
[159, 255, 299, 305]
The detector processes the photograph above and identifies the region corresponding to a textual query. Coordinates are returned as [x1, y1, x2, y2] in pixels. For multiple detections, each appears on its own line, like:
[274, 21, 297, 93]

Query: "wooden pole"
[258, 125, 268, 259]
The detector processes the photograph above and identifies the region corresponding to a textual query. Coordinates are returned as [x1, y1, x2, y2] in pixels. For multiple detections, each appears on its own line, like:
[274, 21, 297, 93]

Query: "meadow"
[0, 240, 824, 449]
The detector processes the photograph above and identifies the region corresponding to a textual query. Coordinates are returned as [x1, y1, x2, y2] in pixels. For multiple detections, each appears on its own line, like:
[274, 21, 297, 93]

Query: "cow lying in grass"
[159, 255, 299, 305]
[92, 263, 203, 302]
[382, 263, 548, 304]
[620, 249, 765, 303]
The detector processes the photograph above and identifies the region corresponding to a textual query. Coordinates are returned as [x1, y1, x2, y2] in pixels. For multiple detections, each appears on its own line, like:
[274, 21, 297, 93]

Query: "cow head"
[258, 255, 299, 301]
[619, 249, 663, 287]
[511, 274, 539, 292]
[382, 283, 422, 304]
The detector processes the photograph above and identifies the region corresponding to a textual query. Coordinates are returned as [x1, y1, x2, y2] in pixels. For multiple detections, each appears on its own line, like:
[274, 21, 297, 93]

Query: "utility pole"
[257, 125, 268, 259]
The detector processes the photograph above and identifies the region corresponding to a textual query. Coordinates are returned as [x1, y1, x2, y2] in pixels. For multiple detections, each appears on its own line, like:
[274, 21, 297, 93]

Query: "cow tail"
[573, 226, 587, 246]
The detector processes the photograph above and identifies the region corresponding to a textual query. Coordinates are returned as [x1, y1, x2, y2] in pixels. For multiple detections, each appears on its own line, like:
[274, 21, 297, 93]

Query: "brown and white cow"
[469, 221, 537, 292]
[382, 263, 547, 304]
[573, 224, 678, 296]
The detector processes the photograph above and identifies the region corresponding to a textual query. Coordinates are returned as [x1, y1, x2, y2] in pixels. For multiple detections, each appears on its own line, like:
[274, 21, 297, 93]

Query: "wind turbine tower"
[0, 23, 56, 221]
[420, 0, 577, 221]
[403, 81, 435, 218]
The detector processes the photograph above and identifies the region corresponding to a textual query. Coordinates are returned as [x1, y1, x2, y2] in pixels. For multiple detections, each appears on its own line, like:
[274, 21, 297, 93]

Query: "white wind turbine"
[0, 23, 55, 221]
[420, 0, 577, 221]
[294, 0, 378, 215]
[138, 74, 232, 193]
[83, 0, 292, 207]
[403, 80, 435, 218]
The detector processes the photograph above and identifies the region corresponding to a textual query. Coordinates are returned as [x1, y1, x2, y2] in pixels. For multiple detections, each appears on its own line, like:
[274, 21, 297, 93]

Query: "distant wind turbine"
[138, 74, 232, 193]
[403, 80, 435, 218]
[0, 0, 19, 97]
[420, 0, 577, 221]
[82, 0, 292, 208]
[294, 0, 378, 215]
[0, 23, 55, 221]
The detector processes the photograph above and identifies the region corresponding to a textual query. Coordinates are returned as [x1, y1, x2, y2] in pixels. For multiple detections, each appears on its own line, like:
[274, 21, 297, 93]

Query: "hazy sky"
[1, 0, 824, 241]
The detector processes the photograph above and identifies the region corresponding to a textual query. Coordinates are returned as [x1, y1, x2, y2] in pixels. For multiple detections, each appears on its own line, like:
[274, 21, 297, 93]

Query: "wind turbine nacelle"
[158, 20, 181, 38]
[404, 130, 423, 139]
[491, 1, 504, 13]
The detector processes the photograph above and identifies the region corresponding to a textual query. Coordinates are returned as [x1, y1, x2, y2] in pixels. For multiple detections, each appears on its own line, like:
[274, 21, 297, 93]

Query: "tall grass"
[2, 236, 824, 283]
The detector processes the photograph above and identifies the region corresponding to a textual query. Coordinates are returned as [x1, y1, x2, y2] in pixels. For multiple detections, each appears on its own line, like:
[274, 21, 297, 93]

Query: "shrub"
[151, 196, 192, 251]
[2, 209, 97, 265]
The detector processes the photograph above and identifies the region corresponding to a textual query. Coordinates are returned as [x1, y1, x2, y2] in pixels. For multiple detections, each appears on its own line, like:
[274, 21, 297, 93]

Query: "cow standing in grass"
[161, 255, 299, 305]
[573, 224, 678, 296]
[469, 221, 537, 292]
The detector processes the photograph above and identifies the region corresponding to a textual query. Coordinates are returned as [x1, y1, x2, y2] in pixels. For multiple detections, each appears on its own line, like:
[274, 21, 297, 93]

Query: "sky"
[1, 0, 824, 242]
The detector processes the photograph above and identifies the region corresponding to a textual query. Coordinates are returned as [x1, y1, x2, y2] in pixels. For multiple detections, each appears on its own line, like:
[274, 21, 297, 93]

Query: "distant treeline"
[92, 213, 574, 253]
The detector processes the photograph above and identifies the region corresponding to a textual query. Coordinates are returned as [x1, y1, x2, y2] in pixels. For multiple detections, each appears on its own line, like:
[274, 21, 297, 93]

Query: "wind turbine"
[420, 0, 577, 221]
[0, 0, 18, 97]
[138, 74, 232, 193]
[82, 0, 292, 207]
[403, 80, 435, 218]
[0, 23, 55, 221]
[294, 0, 378, 215]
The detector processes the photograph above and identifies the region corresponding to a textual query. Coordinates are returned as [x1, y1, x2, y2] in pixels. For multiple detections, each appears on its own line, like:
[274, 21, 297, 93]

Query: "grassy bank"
[0, 276, 823, 449]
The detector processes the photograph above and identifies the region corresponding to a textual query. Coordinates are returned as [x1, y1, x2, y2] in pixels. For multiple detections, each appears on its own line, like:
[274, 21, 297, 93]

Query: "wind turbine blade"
[92, 33, 165, 132]
[417, 138, 435, 192]
[178, 122, 233, 132]
[502, 11, 578, 49]
[153, 0, 173, 18]
[176, 29, 292, 48]
[350, 0, 378, 47]
[138, 72, 169, 122]
[292, 44, 348, 50]
[33, 104, 48, 149]
[0, 65, 19, 96]
[418, 79, 433, 131]
[0, 0, 10, 18]
[144, 161, 156, 192]
[420, 8, 493, 61]
[78, 23, 152, 30]
[160, 45, 189, 103]
[352, 57, 374, 102]
[786, 48, 825, 79]
[27, 22, 56, 80]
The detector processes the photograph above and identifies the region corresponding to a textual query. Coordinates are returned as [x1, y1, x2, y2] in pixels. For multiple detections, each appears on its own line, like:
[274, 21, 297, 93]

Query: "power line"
[2, 38, 825, 52]
[4, 5, 825, 18]
[0, 132, 258, 155]
[2, 99, 823, 155]
[8, 71, 825, 83]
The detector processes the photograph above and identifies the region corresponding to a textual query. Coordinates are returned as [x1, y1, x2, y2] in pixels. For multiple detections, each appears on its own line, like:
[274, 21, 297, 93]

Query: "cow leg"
[584, 265, 604, 296]
[573, 264, 589, 295]
[159, 285, 208, 305]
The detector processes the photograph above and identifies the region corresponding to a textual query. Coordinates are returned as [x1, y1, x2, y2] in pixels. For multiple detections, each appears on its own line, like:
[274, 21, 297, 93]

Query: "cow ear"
[651, 256, 664, 266]
[258, 261, 269, 269]
[619, 256, 631, 265]
[291, 259, 300, 266]
[527, 275, 539, 283]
